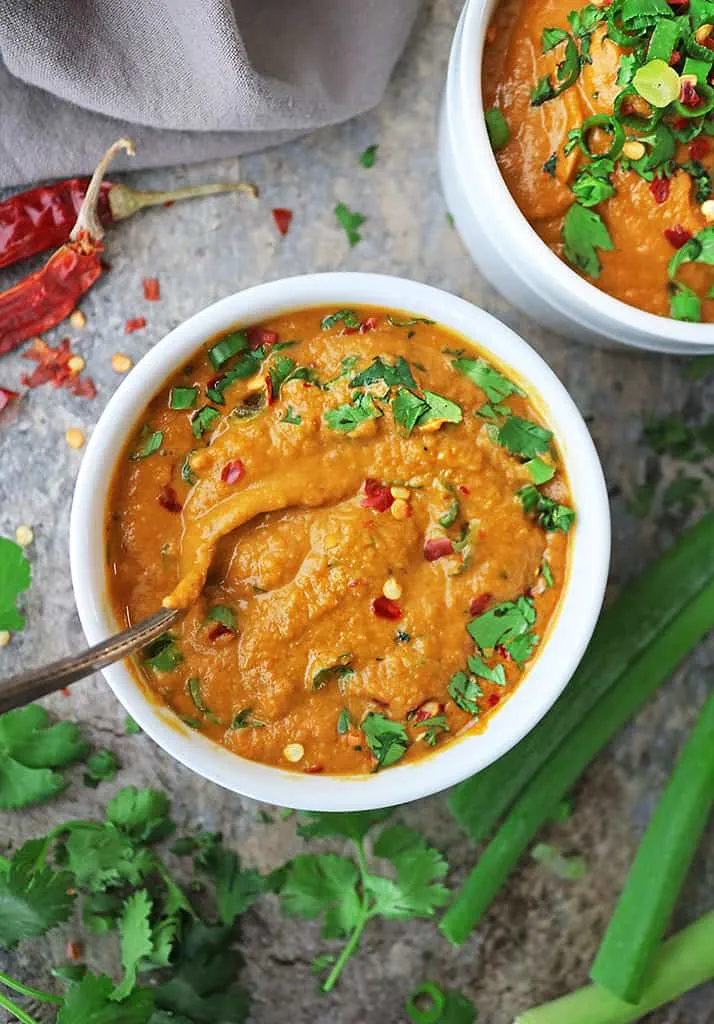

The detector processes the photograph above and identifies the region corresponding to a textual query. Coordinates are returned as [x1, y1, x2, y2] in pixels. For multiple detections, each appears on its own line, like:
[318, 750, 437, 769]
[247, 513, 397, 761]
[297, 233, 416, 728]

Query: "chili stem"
[516, 910, 714, 1024]
[107, 180, 258, 221]
[440, 574, 714, 945]
[0, 971, 61, 1005]
[0, 989, 41, 1024]
[449, 510, 714, 845]
[590, 691, 714, 1003]
[71, 138, 135, 242]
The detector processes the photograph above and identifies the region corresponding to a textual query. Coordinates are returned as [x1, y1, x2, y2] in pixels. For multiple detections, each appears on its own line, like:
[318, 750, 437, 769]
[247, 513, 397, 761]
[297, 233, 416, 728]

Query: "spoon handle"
[0, 608, 182, 715]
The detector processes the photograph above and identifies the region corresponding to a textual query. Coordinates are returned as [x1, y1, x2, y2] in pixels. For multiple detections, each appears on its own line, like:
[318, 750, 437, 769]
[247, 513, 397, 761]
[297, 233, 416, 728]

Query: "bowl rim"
[459, 0, 713, 348]
[70, 271, 610, 811]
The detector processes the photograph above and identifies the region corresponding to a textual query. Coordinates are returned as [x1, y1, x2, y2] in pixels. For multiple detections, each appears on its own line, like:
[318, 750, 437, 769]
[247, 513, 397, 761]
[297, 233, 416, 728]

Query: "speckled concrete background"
[1, 1, 713, 1021]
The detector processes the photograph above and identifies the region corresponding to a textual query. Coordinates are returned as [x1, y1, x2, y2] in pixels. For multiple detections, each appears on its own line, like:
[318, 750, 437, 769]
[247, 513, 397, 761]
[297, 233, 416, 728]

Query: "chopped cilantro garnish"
[187, 676, 213, 716]
[321, 309, 361, 331]
[395, 629, 411, 643]
[312, 656, 354, 690]
[231, 707, 265, 729]
[391, 387, 462, 433]
[191, 406, 220, 438]
[543, 153, 558, 177]
[414, 714, 450, 746]
[670, 285, 702, 323]
[542, 26, 569, 51]
[269, 354, 297, 395]
[386, 315, 436, 327]
[208, 330, 248, 369]
[562, 202, 615, 279]
[485, 108, 511, 149]
[525, 457, 556, 484]
[335, 202, 366, 247]
[467, 596, 537, 659]
[452, 356, 526, 403]
[361, 713, 409, 769]
[351, 356, 416, 389]
[542, 558, 554, 588]
[497, 415, 553, 459]
[447, 671, 482, 716]
[181, 453, 197, 485]
[518, 485, 575, 533]
[169, 386, 198, 411]
[324, 392, 382, 433]
[129, 426, 163, 461]
[282, 404, 302, 425]
[0, 537, 31, 631]
[467, 655, 507, 686]
[359, 144, 379, 168]
[571, 159, 616, 207]
[337, 708, 352, 734]
[531, 34, 581, 106]
[207, 604, 237, 631]
[143, 633, 182, 673]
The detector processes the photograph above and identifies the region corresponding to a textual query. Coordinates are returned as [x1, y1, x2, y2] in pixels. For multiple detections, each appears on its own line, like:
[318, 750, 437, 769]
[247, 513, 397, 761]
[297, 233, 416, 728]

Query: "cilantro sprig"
[0, 536, 31, 631]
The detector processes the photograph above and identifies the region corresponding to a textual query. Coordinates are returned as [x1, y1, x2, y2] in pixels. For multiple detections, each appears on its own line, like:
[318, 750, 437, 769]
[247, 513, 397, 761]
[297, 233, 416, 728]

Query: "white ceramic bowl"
[438, 0, 714, 354]
[70, 272, 610, 811]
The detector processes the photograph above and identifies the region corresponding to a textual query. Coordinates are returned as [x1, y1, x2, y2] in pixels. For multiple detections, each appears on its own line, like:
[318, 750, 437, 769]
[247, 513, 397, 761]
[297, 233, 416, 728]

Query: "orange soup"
[484, 0, 714, 322]
[106, 306, 573, 774]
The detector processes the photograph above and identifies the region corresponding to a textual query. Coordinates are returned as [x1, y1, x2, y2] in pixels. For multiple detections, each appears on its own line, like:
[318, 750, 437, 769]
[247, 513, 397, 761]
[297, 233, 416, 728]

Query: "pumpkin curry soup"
[106, 307, 573, 774]
[484, 0, 714, 322]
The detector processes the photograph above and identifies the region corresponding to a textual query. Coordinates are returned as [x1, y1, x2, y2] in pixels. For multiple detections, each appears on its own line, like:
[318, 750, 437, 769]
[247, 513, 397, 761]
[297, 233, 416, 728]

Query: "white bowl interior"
[459, 0, 713, 349]
[70, 272, 610, 810]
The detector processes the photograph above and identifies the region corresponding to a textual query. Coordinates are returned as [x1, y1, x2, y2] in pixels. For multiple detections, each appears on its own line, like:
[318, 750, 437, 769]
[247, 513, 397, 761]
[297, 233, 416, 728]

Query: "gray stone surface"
[1, 1, 713, 1021]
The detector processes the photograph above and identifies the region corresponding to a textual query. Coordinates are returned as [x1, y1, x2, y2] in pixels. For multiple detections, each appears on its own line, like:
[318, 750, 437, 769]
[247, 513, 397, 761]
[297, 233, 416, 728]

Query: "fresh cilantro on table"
[361, 712, 409, 769]
[0, 537, 31, 631]
[643, 413, 699, 460]
[0, 839, 75, 947]
[562, 202, 615, 278]
[114, 889, 154, 1000]
[496, 415, 553, 459]
[663, 472, 705, 515]
[57, 971, 154, 1024]
[0, 704, 88, 809]
[335, 202, 366, 247]
[452, 356, 525, 404]
[83, 748, 120, 788]
[324, 392, 382, 433]
[279, 813, 450, 992]
[359, 144, 379, 168]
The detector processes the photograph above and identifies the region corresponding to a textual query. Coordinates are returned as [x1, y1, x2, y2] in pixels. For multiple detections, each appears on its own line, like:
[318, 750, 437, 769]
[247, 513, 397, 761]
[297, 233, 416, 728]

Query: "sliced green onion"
[577, 114, 626, 160]
[169, 386, 198, 410]
[208, 330, 248, 369]
[589, 691, 714, 1003]
[633, 59, 681, 108]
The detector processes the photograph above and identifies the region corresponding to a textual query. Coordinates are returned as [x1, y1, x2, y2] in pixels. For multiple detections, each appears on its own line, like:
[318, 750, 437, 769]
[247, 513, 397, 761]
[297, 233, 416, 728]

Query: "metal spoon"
[0, 608, 183, 715]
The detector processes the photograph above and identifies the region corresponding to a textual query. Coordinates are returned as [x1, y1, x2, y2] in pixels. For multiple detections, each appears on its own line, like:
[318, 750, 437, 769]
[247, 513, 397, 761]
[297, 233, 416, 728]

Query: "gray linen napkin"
[0, 0, 421, 188]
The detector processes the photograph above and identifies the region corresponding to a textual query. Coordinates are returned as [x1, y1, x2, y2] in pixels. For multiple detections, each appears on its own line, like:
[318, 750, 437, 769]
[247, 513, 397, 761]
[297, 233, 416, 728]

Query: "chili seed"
[382, 577, 402, 600]
[112, 352, 133, 373]
[65, 428, 86, 450]
[283, 742, 304, 763]
[391, 498, 411, 520]
[695, 23, 713, 43]
[0, 631, 10, 648]
[701, 200, 714, 223]
[245, 374, 265, 393]
[67, 355, 85, 373]
[622, 140, 646, 161]
[15, 525, 33, 547]
[390, 485, 410, 500]
[69, 310, 86, 329]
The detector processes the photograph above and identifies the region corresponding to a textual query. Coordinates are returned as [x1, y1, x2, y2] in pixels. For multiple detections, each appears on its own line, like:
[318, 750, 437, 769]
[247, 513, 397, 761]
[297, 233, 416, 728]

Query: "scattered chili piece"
[21, 338, 96, 398]
[496, 644, 513, 662]
[424, 537, 455, 562]
[372, 595, 402, 620]
[458, 484, 470, 495]
[272, 208, 293, 236]
[220, 459, 245, 485]
[248, 327, 278, 350]
[208, 622, 233, 642]
[61, 687, 71, 697]
[143, 277, 160, 301]
[649, 177, 670, 204]
[158, 485, 182, 513]
[0, 139, 134, 357]
[125, 316, 147, 334]
[0, 387, 18, 412]
[669, 49, 682, 67]
[412, 702, 443, 724]
[668, 0, 689, 11]
[65, 939, 83, 962]
[664, 224, 693, 249]
[361, 316, 378, 332]
[469, 593, 493, 617]
[680, 79, 702, 108]
[689, 137, 710, 161]
[305, 763, 324, 774]
[488, 693, 501, 707]
[361, 478, 394, 512]
[265, 374, 275, 405]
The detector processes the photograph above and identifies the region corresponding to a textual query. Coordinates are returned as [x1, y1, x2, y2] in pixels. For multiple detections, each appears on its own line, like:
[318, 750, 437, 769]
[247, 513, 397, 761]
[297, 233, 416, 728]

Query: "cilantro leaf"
[106, 786, 175, 843]
[532, 75, 556, 105]
[143, 633, 182, 673]
[130, 426, 163, 461]
[0, 704, 88, 810]
[64, 823, 154, 893]
[0, 839, 75, 947]
[206, 605, 237, 631]
[297, 809, 393, 842]
[496, 416, 553, 458]
[485, 108, 511, 149]
[194, 844, 266, 925]
[359, 144, 378, 168]
[670, 285, 702, 323]
[324, 392, 382, 433]
[279, 854, 360, 938]
[447, 671, 482, 716]
[452, 357, 525, 403]
[617, 52, 638, 84]
[543, 153, 558, 177]
[335, 202, 366, 246]
[467, 596, 536, 652]
[571, 159, 616, 207]
[467, 655, 506, 686]
[114, 889, 154, 1000]
[351, 356, 416, 389]
[392, 388, 430, 433]
[320, 309, 361, 331]
[420, 391, 463, 426]
[518, 484, 575, 533]
[0, 537, 31, 631]
[361, 712, 409, 769]
[83, 748, 120, 788]
[312, 655, 354, 690]
[542, 26, 569, 51]
[57, 973, 154, 1024]
[363, 833, 449, 919]
[562, 202, 614, 278]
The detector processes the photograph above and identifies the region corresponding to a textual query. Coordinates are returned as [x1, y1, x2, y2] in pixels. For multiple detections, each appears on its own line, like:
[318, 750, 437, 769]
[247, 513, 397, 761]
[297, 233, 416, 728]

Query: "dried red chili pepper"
[0, 177, 257, 271]
[143, 277, 160, 301]
[272, 208, 293, 236]
[649, 177, 670, 204]
[0, 139, 135, 358]
[424, 537, 454, 562]
[125, 317, 147, 334]
[21, 338, 96, 397]
[0, 387, 18, 412]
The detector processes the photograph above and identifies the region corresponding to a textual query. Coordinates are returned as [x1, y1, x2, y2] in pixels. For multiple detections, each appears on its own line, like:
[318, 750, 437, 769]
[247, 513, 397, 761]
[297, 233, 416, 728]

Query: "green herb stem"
[0, 970, 61, 1005]
[515, 910, 714, 1024]
[590, 691, 714, 1003]
[0, 989, 42, 1024]
[321, 840, 372, 993]
[449, 511, 714, 845]
[440, 574, 714, 945]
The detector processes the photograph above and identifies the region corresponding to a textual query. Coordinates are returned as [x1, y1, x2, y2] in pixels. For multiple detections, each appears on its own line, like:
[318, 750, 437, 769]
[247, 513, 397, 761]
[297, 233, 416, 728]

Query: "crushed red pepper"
[272, 208, 293, 236]
[125, 317, 147, 334]
[21, 338, 96, 398]
[0, 387, 18, 412]
[664, 224, 693, 249]
[143, 277, 160, 301]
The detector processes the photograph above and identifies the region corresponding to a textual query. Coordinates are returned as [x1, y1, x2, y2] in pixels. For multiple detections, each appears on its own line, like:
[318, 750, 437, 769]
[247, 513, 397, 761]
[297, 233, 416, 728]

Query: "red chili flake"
[305, 763, 324, 774]
[412, 702, 443, 724]
[488, 693, 501, 707]
[21, 338, 96, 398]
[61, 687, 71, 697]
[125, 316, 147, 334]
[669, 49, 682, 67]
[372, 595, 402, 620]
[496, 644, 512, 662]
[477, 528, 488, 540]
[272, 208, 293, 236]
[348, 578, 367, 588]
[158, 485, 182, 513]
[220, 459, 245, 485]
[664, 224, 693, 249]
[207, 374, 222, 391]
[689, 137, 710, 160]
[361, 478, 394, 512]
[342, 326, 360, 335]
[208, 622, 232, 641]
[424, 537, 454, 562]
[248, 327, 278, 350]
[361, 316, 379, 332]
[680, 79, 702, 108]
[0, 387, 18, 412]
[458, 484, 470, 495]
[668, 0, 689, 10]
[65, 940, 82, 963]
[649, 177, 670, 204]
[265, 374, 274, 405]
[469, 593, 493, 617]
[143, 277, 160, 301]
